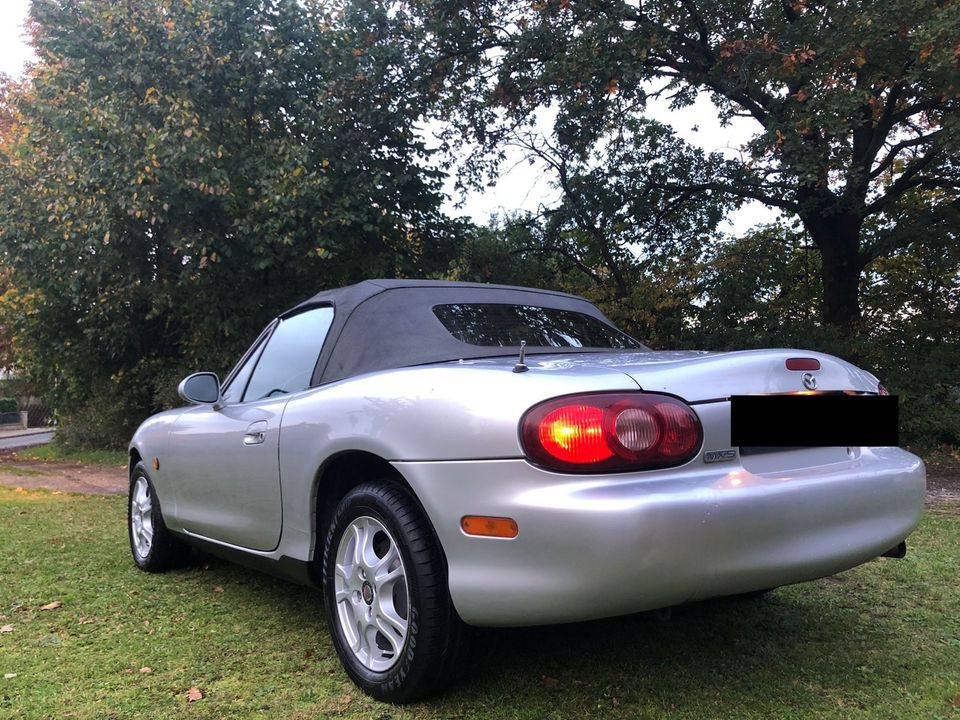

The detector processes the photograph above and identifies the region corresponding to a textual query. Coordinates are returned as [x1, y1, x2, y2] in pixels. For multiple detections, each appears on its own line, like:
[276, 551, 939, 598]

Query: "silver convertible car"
[128, 279, 925, 702]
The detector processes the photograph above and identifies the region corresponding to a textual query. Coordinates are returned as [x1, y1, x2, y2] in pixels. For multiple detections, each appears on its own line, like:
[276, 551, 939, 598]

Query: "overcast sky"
[0, 1, 34, 78]
[0, 2, 774, 234]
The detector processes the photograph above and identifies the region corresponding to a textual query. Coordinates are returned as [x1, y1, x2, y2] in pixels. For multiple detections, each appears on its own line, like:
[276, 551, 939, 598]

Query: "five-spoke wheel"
[333, 515, 410, 672]
[322, 481, 465, 703]
[130, 475, 155, 560]
[127, 462, 187, 572]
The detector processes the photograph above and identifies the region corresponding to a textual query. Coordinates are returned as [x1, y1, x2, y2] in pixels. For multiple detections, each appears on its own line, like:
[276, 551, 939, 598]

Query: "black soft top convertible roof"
[286, 279, 630, 385]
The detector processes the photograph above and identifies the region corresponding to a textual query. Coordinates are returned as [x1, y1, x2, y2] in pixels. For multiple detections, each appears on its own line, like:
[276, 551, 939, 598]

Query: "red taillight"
[785, 357, 821, 371]
[538, 404, 613, 463]
[521, 393, 703, 473]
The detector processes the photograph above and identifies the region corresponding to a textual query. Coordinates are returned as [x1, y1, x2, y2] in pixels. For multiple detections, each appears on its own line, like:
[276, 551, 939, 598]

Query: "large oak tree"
[416, 0, 960, 327]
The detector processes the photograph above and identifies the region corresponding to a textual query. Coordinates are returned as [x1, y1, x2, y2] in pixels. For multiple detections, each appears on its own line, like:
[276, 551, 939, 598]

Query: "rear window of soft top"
[432, 303, 643, 349]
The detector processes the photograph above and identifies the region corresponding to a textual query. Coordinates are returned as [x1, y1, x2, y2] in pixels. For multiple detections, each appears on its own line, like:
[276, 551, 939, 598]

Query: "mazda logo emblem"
[801, 372, 817, 390]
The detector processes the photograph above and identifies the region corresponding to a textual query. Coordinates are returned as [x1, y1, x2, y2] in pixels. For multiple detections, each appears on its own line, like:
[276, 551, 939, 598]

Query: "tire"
[322, 481, 465, 703]
[128, 462, 188, 572]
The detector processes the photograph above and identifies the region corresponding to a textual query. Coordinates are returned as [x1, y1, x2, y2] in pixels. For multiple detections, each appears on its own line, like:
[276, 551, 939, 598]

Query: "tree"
[689, 187, 960, 448]
[512, 120, 732, 290]
[0, 0, 455, 445]
[691, 222, 822, 349]
[415, 0, 960, 327]
[479, 119, 735, 344]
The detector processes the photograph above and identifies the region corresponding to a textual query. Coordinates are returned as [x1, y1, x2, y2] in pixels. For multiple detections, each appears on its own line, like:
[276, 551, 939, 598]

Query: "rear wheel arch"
[314, 454, 468, 701]
[310, 451, 447, 580]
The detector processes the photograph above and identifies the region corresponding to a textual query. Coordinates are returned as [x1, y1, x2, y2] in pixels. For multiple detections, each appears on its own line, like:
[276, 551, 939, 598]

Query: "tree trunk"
[804, 213, 865, 329]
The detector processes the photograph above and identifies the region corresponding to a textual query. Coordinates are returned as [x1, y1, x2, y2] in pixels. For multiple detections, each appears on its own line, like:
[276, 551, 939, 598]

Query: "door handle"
[243, 421, 267, 446]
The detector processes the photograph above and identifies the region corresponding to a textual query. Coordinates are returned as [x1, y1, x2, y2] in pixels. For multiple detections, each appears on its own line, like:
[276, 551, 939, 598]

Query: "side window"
[242, 306, 335, 402]
[219, 331, 270, 405]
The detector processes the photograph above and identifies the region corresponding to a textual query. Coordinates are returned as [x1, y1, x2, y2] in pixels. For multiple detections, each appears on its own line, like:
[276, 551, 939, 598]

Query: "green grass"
[1, 487, 958, 720]
[16, 443, 128, 468]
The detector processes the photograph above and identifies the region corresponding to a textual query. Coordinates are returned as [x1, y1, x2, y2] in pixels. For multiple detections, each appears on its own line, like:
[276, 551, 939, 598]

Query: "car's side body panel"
[163, 396, 287, 551]
[131, 345, 897, 559]
[130, 408, 180, 512]
[274, 360, 642, 555]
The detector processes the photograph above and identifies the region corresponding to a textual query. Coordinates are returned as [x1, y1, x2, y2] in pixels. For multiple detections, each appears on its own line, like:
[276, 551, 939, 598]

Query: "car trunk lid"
[526, 349, 881, 470]
[527, 348, 879, 401]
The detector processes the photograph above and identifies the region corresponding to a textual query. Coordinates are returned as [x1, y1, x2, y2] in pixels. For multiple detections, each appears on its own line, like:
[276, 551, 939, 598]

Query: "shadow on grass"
[185, 550, 900, 714]
[455, 592, 883, 707]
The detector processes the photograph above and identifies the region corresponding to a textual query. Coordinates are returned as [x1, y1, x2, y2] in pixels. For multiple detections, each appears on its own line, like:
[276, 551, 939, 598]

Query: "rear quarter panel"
[276, 361, 641, 550]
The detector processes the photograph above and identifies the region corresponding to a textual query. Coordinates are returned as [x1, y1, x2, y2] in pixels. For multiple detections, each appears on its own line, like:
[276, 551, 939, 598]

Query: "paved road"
[0, 431, 55, 451]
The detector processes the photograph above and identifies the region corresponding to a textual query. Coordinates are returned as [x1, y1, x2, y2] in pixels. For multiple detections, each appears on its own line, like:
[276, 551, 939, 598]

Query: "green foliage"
[415, 0, 960, 326]
[693, 224, 823, 349]
[447, 119, 736, 347]
[0, 397, 18, 413]
[689, 213, 960, 449]
[442, 221, 560, 288]
[0, 0, 457, 445]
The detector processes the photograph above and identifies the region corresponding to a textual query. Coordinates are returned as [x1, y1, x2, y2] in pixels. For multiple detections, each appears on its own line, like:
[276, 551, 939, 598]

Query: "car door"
[167, 306, 335, 551]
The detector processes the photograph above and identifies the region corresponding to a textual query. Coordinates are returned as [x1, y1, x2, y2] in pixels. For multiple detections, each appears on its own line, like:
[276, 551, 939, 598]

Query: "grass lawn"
[15, 443, 128, 468]
[0, 487, 957, 720]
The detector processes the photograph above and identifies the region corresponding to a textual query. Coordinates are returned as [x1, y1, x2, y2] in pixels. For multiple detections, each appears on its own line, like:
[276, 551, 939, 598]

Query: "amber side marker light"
[461, 516, 519, 539]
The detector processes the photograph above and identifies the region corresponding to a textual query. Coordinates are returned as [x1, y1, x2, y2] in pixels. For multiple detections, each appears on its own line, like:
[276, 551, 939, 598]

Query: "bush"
[0, 397, 18, 413]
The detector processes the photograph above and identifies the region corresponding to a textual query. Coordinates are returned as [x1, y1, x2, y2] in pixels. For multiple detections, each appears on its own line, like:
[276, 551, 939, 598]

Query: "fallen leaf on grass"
[40, 601, 62, 611]
[950, 693, 960, 708]
[139, 667, 152, 674]
[3, 673, 16, 680]
[186, 687, 203, 702]
[303, 649, 314, 659]
[77, 618, 96, 625]
[0, 625, 14, 634]
[541, 675, 559, 689]
[213, 586, 224, 593]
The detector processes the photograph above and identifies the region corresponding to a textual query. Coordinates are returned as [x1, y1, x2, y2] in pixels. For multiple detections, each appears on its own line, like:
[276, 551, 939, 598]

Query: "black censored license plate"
[730, 394, 899, 447]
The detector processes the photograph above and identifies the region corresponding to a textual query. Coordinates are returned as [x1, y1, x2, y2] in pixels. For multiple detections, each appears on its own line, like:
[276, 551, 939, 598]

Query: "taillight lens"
[878, 383, 890, 396]
[521, 393, 703, 473]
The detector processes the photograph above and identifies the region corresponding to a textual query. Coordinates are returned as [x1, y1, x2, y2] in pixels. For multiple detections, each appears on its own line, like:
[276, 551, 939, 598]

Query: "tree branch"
[865, 147, 944, 215]
[654, 180, 800, 212]
[870, 129, 944, 180]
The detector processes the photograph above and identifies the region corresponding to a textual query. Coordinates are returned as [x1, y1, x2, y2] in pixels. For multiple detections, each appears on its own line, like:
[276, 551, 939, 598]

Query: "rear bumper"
[395, 447, 925, 626]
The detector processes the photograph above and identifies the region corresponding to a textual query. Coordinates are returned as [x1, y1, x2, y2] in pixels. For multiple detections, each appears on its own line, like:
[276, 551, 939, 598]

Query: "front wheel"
[128, 462, 188, 572]
[322, 481, 464, 703]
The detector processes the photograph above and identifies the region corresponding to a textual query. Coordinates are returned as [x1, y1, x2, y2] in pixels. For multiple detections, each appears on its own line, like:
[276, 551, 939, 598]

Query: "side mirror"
[178, 372, 222, 406]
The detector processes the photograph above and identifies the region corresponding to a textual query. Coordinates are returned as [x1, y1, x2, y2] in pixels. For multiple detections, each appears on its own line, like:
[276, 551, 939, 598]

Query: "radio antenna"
[512, 340, 528, 373]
